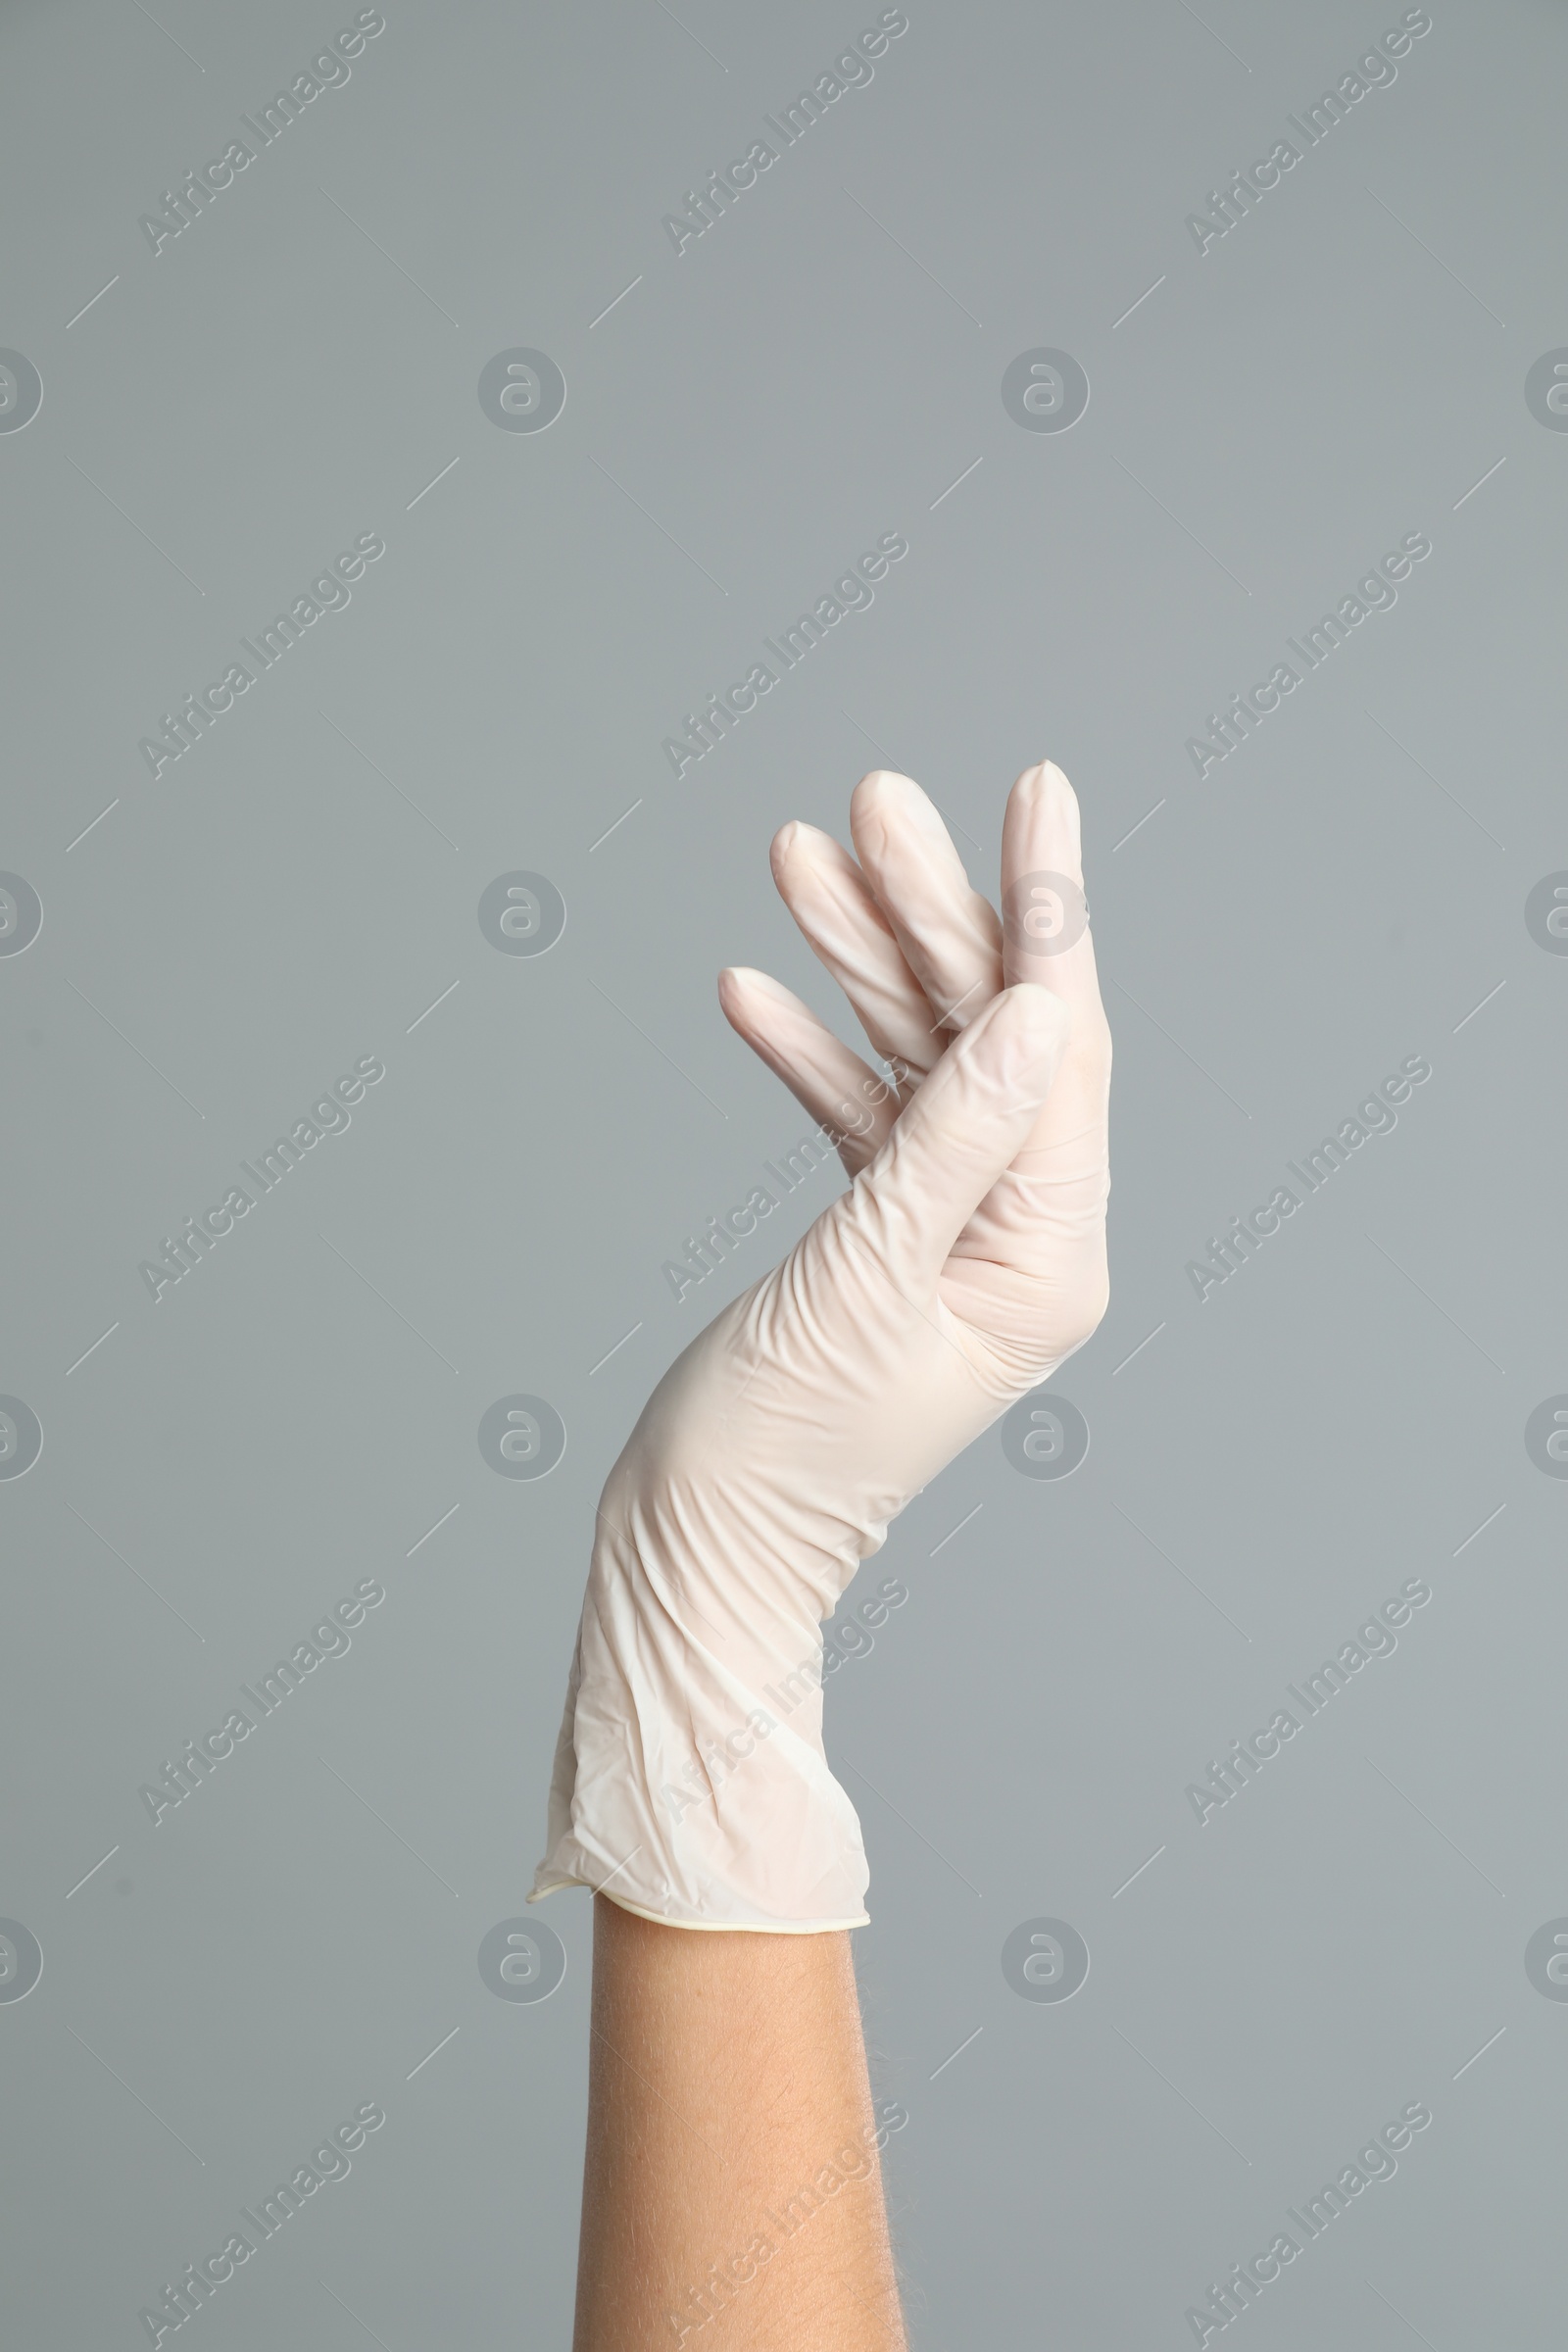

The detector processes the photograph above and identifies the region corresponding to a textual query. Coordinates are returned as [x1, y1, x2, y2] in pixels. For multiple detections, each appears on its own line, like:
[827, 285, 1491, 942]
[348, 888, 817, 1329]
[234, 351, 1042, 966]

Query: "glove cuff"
[529, 1583, 872, 1931]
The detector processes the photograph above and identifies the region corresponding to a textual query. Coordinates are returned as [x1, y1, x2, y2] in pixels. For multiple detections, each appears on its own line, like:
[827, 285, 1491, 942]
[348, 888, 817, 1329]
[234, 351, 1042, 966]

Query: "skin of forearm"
[572, 1894, 908, 2352]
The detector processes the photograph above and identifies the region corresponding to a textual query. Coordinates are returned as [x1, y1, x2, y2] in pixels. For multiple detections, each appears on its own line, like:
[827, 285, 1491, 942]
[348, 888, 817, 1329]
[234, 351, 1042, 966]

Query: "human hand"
[531, 760, 1111, 1929]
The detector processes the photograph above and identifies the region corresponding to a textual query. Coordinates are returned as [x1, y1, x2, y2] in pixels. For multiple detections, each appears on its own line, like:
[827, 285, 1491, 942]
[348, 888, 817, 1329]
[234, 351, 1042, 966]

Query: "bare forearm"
[573, 1895, 907, 2351]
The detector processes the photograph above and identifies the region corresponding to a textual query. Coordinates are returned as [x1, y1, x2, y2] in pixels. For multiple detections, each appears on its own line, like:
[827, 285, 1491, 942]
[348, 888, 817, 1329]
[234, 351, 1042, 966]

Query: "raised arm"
[536, 760, 1112, 2349]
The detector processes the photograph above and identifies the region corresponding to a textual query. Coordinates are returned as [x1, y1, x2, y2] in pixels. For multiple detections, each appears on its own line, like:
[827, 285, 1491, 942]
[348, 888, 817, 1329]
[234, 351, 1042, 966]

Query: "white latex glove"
[530, 761, 1111, 1930]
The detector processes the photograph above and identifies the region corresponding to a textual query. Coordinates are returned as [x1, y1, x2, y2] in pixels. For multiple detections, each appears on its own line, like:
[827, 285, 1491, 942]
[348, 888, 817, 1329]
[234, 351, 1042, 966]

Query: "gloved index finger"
[717, 965, 899, 1176]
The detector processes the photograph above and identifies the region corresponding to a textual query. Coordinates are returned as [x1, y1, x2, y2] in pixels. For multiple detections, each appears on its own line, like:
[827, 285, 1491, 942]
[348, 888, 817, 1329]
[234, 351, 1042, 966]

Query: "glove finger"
[770, 820, 943, 1079]
[848, 770, 1004, 1037]
[999, 759, 1112, 1176]
[836, 982, 1070, 1299]
[718, 967, 900, 1176]
[1000, 760, 1103, 1015]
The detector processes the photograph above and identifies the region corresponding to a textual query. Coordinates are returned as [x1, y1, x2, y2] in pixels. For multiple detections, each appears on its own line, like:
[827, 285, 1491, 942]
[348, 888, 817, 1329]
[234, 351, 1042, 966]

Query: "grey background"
[2, 0, 1564, 2342]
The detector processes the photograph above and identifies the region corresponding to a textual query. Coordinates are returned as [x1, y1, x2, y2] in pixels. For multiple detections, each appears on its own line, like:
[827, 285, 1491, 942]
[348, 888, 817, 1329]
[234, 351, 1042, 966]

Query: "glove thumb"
[836, 983, 1070, 1297]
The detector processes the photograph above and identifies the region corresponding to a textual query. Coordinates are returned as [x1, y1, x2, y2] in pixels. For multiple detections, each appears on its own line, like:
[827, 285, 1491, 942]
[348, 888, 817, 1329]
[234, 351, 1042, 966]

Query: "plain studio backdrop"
[1, 1, 1564, 2344]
